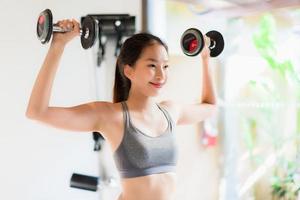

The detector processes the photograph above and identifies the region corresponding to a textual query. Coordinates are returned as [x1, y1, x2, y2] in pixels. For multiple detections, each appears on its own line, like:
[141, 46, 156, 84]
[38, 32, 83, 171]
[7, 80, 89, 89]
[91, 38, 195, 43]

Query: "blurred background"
[0, 0, 300, 199]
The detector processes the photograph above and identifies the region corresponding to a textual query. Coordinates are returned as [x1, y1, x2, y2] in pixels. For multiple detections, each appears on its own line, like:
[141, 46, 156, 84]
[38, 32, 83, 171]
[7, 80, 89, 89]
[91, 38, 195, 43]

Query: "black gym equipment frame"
[69, 14, 135, 192]
[81, 14, 136, 66]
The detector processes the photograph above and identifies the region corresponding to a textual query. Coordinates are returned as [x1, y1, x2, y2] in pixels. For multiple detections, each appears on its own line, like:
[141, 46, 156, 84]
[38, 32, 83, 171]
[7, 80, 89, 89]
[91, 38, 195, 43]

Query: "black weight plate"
[205, 30, 224, 57]
[180, 28, 204, 56]
[81, 16, 98, 49]
[37, 9, 53, 44]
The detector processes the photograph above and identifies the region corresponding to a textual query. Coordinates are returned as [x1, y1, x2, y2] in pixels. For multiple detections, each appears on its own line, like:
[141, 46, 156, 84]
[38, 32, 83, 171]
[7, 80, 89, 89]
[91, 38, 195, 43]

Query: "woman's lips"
[149, 82, 164, 88]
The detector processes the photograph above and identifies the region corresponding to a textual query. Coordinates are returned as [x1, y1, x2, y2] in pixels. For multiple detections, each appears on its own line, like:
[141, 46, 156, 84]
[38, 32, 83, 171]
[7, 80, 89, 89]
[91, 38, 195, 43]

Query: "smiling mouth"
[149, 82, 164, 88]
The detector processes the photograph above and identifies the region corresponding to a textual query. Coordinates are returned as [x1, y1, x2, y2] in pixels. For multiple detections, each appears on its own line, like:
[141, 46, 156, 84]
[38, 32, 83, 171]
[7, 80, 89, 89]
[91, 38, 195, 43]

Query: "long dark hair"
[113, 32, 168, 103]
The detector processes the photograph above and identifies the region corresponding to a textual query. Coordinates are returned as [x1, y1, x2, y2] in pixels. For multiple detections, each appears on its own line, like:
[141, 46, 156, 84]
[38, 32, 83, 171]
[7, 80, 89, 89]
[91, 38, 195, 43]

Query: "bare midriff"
[117, 172, 177, 200]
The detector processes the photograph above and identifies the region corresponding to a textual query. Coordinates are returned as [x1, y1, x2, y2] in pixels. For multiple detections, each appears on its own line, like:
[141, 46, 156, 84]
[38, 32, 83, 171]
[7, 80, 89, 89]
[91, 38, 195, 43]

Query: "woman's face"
[125, 42, 169, 97]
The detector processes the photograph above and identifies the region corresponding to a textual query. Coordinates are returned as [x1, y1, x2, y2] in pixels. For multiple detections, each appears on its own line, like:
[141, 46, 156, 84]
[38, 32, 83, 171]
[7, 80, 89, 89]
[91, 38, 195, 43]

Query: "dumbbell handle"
[52, 25, 88, 39]
[53, 25, 71, 33]
[209, 39, 216, 49]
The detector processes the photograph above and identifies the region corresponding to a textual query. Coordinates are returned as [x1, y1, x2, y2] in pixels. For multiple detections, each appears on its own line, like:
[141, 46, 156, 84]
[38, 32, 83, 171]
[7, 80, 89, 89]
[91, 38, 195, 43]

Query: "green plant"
[271, 158, 300, 200]
[250, 13, 300, 199]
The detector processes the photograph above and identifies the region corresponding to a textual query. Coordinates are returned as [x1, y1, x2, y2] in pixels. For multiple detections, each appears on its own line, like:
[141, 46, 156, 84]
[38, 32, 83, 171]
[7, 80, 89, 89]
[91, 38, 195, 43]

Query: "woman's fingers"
[56, 19, 76, 32]
[52, 19, 80, 45]
[71, 19, 80, 35]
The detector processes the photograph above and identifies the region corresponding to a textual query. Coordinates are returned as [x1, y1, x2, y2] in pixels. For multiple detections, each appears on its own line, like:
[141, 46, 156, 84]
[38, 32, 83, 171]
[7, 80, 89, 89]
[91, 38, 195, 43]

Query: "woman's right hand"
[51, 19, 80, 47]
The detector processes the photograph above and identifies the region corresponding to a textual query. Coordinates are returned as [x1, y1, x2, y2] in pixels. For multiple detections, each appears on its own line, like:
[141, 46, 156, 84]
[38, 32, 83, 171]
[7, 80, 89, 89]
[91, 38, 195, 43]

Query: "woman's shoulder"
[158, 100, 177, 110]
[158, 100, 180, 123]
[93, 101, 123, 117]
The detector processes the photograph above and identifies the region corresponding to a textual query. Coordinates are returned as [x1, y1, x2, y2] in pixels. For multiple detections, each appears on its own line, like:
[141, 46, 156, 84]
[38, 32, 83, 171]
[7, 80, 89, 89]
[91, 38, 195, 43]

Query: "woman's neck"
[126, 92, 158, 114]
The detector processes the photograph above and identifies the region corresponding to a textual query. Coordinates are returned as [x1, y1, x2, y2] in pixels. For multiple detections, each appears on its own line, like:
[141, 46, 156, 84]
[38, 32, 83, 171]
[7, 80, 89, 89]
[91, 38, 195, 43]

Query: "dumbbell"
[36, 9, 98, 49]
[180, 28, 224, 57]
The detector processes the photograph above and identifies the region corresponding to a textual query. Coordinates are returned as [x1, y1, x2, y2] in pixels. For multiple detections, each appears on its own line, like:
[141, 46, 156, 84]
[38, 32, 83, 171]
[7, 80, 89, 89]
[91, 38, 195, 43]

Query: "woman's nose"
[155, 68, 165, 80]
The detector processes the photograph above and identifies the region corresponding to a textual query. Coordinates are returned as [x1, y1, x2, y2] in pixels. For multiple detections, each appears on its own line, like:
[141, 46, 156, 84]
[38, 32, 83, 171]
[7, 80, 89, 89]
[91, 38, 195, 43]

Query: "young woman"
[26, 19, 216, 200]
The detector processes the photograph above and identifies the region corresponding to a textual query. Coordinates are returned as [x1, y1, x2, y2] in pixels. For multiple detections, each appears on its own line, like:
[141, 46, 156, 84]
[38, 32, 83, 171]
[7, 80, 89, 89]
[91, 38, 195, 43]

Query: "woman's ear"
[124, 64, 133, 80]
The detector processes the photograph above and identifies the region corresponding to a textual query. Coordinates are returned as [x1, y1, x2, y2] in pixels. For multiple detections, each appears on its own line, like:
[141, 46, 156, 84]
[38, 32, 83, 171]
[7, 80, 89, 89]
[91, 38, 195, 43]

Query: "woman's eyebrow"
[145, 58, 169, 63]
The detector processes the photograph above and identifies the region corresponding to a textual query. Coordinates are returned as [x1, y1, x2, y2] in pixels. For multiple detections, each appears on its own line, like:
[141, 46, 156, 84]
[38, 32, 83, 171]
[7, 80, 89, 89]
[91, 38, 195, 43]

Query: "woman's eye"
[148, 64, 156, 68]
[164, 65, 169, 69]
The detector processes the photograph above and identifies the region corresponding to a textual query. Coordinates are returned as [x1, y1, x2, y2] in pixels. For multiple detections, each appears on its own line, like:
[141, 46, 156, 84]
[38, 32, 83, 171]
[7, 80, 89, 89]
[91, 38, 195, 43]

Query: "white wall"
[0, 0, 141, 200]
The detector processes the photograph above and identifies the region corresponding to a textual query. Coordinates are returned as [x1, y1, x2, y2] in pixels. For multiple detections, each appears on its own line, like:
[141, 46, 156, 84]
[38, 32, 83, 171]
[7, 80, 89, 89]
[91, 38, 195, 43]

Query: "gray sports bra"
[113, 101, 178, 178]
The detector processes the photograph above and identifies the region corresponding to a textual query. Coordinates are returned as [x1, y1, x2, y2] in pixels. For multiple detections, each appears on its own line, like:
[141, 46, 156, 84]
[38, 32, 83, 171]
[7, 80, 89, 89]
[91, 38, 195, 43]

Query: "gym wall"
[0, 1, 141, 200]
